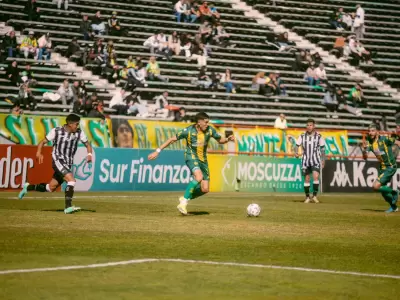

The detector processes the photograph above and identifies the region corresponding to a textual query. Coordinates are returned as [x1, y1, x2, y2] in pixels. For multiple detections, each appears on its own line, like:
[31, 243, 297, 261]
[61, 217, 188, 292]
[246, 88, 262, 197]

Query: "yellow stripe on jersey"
[197, 131, 205, 161]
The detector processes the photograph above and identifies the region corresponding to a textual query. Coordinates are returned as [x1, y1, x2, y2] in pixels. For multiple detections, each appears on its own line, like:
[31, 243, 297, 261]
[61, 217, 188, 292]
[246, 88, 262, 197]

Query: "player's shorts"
[52, 159, 72, 185]
[377, 167, 397, 185]
[302, 165, 320, 176]
[186, 159, 210, 181]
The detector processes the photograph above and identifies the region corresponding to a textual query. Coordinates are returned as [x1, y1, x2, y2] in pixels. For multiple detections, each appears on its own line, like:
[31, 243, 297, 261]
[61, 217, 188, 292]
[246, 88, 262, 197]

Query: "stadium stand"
[1, 0, 399, 135]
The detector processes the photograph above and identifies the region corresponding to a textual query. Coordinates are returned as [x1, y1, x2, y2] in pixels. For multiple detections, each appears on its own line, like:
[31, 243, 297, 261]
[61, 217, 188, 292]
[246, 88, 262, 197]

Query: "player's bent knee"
[373, 182, 381, 190]
[194, 174, 203, 182]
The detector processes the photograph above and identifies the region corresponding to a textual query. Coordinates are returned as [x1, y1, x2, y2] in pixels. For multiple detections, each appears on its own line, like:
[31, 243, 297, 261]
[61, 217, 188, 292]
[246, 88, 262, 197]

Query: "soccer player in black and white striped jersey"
[18, 114, 93, 214]
[294, 119, 326, 203]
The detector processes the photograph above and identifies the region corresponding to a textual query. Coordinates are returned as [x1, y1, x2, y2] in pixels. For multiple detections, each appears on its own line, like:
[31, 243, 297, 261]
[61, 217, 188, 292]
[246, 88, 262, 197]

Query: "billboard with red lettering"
[0, 145, 54, 190]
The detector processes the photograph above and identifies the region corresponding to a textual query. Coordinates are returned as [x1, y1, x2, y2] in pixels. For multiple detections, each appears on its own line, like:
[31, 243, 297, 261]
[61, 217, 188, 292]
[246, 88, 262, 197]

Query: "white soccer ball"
[247, 203, 261, 217]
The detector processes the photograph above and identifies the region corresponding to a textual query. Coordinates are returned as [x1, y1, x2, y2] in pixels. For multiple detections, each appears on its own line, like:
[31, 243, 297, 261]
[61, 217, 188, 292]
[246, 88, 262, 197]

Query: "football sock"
[313, 181, 319, 196]
[378, 186, 394, 194]
[304, 182, 310, 198]
[65, 181, 75, 209]
[27, 183, 47, 192]
[191, 185, 207, 200]
[183, 179, 200, 200]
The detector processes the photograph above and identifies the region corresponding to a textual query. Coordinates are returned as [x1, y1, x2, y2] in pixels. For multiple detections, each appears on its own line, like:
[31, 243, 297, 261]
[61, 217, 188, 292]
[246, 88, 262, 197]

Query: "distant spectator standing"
[37, 33, 52, 61]
[20, 31, 38, 59]
[6, 61, 19, 86]
[274, 114, 288, 129]
[80, 15, 92, 41]
[24, 0, 40, 22]
[4, 31, 18, 58]
[57, 0, 68, 11]
[354, 4, 365, 40]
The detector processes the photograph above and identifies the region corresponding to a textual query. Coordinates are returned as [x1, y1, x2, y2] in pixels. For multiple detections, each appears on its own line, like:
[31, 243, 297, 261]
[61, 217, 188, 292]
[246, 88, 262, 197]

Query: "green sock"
[378, 186, 394, 194]
[183, 179, 200, 200]
[381, 192, 393, 205]
[191, 185, 207, 200]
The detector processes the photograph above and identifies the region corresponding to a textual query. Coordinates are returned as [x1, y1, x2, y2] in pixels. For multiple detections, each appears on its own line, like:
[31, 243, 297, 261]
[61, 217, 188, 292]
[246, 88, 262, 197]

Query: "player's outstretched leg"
[178, 178, 200, 215]
[63, 177, 80, 214]
[374, 183, 398, 213]
[18, 183, 49, 199]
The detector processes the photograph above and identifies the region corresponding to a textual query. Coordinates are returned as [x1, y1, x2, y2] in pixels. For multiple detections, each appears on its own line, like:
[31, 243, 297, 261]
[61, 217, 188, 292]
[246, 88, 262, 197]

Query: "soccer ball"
[247, 203, 261, 217]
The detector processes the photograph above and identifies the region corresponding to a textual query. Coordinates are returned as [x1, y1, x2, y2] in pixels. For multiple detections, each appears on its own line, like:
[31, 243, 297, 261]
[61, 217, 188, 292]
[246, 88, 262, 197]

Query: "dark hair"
[111, 119, 133, 147]
[306, 118, 315, 124]
[179, 107, 186, 111]
[195, 112, 209, 122]
[66, 113, 81, 123]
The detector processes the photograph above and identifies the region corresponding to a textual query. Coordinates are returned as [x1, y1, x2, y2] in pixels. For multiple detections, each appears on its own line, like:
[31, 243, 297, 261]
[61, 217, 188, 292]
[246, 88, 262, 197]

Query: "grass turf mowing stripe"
[1, 259, 400, 280]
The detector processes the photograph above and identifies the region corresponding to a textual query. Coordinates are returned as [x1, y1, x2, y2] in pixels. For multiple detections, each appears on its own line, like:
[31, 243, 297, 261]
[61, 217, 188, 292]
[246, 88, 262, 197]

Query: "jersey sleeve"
[45, 128, 56, 142]
[176, 127, 189, 141]
[79, 130, 88, 144]
[386, 136, 396, 146]
[295, 135, 302, 146]
[210, 126, 222, 141]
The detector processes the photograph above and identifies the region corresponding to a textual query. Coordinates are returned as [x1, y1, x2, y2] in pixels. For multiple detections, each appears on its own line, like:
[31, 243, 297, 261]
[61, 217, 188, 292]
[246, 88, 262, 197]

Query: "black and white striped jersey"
[296, 131, 325, 168]
[45, 126, 88, 165]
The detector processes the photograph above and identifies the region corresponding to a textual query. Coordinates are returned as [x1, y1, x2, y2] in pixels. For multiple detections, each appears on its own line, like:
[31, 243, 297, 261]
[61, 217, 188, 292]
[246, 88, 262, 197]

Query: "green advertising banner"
[208, 155, 304, 193]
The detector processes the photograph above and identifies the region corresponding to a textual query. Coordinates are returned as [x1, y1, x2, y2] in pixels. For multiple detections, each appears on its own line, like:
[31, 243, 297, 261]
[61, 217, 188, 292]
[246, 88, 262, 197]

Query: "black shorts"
[302, 166, 320, 176]
[52, 159, 72, 185]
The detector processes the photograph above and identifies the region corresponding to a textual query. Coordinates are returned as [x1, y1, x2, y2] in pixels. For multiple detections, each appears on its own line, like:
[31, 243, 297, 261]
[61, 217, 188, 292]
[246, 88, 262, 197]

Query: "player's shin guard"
[313, 181, 319, 196]
[183, 179, 200, 200]
[304, 182, 310, 197]
[191, 185, 207, 200]
[65, 181, 75, 208]
[27, 183, 48, 192]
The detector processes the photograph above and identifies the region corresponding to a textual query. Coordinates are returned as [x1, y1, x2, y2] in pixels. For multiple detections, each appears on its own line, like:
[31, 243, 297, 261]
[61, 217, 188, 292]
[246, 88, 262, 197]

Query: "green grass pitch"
[0, 191, 399, 299]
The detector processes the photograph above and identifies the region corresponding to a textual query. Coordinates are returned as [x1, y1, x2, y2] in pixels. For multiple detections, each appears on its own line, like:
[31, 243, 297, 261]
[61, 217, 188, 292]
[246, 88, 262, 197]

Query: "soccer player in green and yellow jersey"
[148, 112, 234, 215]
[362, 124, 400, 213]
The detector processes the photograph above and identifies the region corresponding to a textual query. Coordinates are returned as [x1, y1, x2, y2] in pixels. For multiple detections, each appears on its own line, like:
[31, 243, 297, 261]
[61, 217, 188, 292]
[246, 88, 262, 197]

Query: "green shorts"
[377, 167, 397, 185]
[186, 159, 210, 181]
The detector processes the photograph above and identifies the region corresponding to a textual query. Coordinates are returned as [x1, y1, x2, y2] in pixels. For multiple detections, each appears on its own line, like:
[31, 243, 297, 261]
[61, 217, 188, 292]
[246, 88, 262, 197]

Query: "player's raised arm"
[148, 136, 178, 160]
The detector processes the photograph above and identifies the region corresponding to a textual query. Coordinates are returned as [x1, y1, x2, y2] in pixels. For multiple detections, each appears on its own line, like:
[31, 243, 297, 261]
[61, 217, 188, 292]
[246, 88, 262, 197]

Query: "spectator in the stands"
[199, 20, 212, 44]
[355, 41, 373, 65]
[276, 32, 290, 51]
[88, 100, 106, 120]
[336, 87, 346, 107]
[4, 31, 18, 58]
[146, 56, 169, 82]
[73, 97, 86, 116]
[329, 9, 344, 31]
[125, 64, 147, 91]
[168, 31, 181, 56]
[144, 33, 160, 54]
[125, 55, 136, 69]
[312, 52, 322, 66]
[252, 71, 266, 94]
[175, 107, 191, 122]
[108, 11, 123, 36]
[20, 64, 36, 87]
[109, 89, 128, 115]
[191, 1, 201, 22]
[323, 83, 338, 118]
[197, 66, 212, 89]
[72, 80, 87, 103]
[349, 83, 367, 108]
[332, 35, 345, 58]
[181, 37, 193, 60]
[199, 1, 212, 23]
[152, 91, 171, 118]
[354, 4, 365, 40]
[213, 23, 232, 48]
[6, 61, 19, 86]
[315, 63, 327, 84]
[37, 33, 52, 61]
[274, 72, 286, 96]
[91, 11, 106, 36]
[210, 71, 221, 96]
[11, 102, 23, 116]
[57, 79, 74, 107]
[342, 12, 353, 30]
[80, 15, 92, 41]
[20, 31, 38, 59]
[104, 40, 115, 62]
[274, 114, 288, 129]
[294, 50, 309, 72]
[220, 68, 236, 95]
[92, 38, 105, 65]
[191, 43, 208, 67]
[66, 37, 82, 59]
[57, 0, 68, 11]
[184, 0, 198, 23]
[24, 0, 40, 22]
[84, 92, 98, 115]
[18, 83, 36, 111]
[265, 72, 278, 95]
[305, 63, 318, 87]
[209, 3, 220, 24]
[157, 32, 171, 59]
[175, 0, 186, 23]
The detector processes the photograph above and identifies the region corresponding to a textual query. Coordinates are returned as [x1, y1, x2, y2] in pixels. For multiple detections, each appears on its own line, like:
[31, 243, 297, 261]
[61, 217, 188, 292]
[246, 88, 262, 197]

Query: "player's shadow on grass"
[41, 209, 96, 213]
[187, 211, 209, 216]
[361, 209, 386, 212]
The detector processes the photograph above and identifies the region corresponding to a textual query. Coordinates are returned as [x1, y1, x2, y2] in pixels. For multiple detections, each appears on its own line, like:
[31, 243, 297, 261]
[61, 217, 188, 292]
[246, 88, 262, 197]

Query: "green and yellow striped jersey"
[366, 135, 397, 169]
[176, 125, 222, 162]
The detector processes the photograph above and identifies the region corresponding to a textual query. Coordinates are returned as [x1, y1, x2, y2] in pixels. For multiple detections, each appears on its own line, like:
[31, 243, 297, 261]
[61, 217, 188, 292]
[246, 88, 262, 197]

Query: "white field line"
[0, 258, 399, 280]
